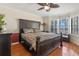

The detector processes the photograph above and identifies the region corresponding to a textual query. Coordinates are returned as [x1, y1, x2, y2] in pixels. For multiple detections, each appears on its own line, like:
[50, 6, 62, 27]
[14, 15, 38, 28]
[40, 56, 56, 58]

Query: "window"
[51, 20, 57, 33]
[59, 19, 68, 34]
[71, 16, 79, 34]
[51, 16, 79, 35]
[51, 18, 69, 34]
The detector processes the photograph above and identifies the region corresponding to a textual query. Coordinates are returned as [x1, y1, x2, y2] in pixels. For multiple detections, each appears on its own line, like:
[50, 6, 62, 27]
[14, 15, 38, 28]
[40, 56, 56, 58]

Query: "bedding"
[21, 32, 60, 50]
[21, 33, 36, 50]
[33, 32, 60, 42]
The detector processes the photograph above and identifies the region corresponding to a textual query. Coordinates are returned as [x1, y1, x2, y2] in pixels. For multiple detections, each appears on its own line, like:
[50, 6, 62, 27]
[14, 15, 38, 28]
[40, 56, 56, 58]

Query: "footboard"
[36, 36, 61, 56]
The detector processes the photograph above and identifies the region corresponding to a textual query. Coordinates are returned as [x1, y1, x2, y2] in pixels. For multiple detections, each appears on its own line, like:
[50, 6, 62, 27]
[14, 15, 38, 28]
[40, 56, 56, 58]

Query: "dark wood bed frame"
[19, 19, 63, 56]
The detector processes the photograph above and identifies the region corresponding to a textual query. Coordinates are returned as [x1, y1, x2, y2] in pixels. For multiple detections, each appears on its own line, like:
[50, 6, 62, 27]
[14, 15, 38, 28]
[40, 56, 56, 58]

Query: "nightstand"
[42, 31, 49, 33]
[62, 34, 70, 42]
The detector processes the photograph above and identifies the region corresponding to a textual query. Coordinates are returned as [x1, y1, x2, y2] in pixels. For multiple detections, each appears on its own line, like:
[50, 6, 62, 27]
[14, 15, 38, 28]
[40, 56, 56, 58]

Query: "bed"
[19, 19, 62, 56]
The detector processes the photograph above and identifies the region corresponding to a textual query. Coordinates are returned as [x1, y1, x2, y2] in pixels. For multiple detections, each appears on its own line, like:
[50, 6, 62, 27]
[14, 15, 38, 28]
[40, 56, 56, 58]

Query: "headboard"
[19, 19, 40, 30]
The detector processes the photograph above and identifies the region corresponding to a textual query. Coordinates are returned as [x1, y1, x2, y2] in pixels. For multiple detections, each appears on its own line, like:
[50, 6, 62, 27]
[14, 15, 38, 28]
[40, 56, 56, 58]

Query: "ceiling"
[0, 3, 79, 16]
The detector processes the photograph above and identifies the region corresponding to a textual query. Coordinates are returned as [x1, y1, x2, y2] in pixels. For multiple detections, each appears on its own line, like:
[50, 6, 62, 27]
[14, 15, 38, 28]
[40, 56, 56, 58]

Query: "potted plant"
[0, 15, 6, 32]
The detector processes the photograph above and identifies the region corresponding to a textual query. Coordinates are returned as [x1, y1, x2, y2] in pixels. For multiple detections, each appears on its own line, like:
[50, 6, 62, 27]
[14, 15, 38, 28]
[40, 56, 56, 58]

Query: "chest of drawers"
[0, 33, 11, 56]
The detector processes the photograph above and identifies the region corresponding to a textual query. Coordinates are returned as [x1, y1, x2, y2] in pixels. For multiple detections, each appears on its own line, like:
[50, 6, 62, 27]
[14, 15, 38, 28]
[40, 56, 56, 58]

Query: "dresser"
[0, 33, 11, 56]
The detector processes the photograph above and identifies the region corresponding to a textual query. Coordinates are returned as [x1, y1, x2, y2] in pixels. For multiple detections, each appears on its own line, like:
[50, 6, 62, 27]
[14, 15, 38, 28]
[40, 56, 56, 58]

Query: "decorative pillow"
[25, 33, 36, 49]
[21, 33, 26, 40]
[21, 33, 36, 49]
[21, 33, 31, 44]
[23, 29, 33, 33]
[34, 29, 41, 33]
[24, 33, 35, 43]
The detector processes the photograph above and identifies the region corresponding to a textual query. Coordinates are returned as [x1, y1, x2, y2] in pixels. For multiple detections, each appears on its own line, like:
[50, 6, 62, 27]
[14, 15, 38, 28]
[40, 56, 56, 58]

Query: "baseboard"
[11, 42, 19, 45]
[71, 40, 79, 46]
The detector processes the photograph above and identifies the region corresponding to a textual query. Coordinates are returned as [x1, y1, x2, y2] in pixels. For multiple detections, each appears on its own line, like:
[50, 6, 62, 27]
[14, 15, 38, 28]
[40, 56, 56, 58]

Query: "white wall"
[71, 34, 79, 46]
[43, 16, 50, 32]
[0, 5, 43, 33]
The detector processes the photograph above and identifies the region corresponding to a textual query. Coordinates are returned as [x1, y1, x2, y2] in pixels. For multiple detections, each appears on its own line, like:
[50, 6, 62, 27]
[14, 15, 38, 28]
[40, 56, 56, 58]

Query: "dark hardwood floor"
[11, 42, 79, 56]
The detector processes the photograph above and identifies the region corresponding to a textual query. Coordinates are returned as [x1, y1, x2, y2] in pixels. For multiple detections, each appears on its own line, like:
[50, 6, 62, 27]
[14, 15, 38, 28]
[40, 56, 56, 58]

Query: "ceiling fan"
[37, 3, 59, 12]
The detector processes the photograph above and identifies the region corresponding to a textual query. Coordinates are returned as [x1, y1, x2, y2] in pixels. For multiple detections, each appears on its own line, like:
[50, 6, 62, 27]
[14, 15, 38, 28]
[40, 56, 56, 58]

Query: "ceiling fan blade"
[38, 7, 44, 10]
[50, 3, 59, 8]
[37, 3, 60, 12]
[37, 3, 47, 6]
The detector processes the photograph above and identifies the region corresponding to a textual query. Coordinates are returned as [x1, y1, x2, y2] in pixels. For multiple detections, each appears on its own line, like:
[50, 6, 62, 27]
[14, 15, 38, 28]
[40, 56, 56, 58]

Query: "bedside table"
[62, 34, 70, 42]
[42, 31, 49, 33]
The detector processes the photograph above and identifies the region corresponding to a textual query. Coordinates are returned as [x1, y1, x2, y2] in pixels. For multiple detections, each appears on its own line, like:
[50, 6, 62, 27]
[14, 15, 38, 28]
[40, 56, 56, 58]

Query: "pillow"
[34, 29, 41, 33]
[21, 33, 26, 40]
[23, 29, 33, 33]
[26, 33, 36, 50]
[22, 33, 35, 44]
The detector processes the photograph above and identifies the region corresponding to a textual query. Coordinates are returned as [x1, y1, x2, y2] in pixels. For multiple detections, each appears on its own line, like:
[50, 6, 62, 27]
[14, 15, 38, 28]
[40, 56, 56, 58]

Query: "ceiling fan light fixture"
[37, 3, 59, 12]
[44, 6, 50, 10]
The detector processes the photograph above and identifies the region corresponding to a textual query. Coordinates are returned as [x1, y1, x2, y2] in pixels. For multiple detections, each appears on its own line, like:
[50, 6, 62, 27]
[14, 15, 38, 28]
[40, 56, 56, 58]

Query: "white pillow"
[23, 29, 33, 33]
